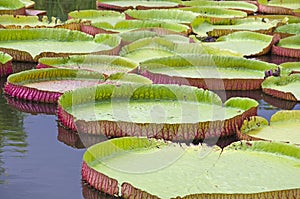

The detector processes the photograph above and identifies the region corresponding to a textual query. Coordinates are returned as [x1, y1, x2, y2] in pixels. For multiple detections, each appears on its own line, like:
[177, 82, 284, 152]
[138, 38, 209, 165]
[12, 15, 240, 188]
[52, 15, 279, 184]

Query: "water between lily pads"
[1, 0, 300, 198]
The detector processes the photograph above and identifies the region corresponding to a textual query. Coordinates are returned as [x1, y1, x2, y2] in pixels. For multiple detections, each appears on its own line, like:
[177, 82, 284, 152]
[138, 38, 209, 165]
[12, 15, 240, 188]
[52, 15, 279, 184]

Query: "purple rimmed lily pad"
[238, 110, 300, 145]
[82, 137, 300, 198]
[58, 83, 258, 140]
[96, 0, 181, 11]
[257, 0, 299, 15]
[0, 51, 13, 77]
[0, 28, 121, 62]
[272, 35, 300, 58]
[0, 0, 26, 15]
[4, 68, 106, 103]
[138, 54, 278, 90]
[37, 55, 138, 78]
[262, 74, 300, 101]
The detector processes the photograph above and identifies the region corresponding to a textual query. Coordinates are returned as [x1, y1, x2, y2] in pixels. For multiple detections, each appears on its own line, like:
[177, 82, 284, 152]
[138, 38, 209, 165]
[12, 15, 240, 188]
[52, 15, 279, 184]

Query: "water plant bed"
[262, 74, 300, 101]
[0, 52, 13, 77]
[4, 68, 105, 103]
[238, 110, 300, 145]
[0, 29, 121, 62]
[58, 84, 258, 140]
[139, 55, 278, 90]
[82, 137, 300, 198]
[37, 55, 138, 77]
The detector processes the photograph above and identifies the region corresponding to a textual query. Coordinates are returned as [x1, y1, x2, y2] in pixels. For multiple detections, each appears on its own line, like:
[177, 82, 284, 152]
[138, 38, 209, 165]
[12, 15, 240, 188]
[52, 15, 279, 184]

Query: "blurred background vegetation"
[34, 0, 96, 21]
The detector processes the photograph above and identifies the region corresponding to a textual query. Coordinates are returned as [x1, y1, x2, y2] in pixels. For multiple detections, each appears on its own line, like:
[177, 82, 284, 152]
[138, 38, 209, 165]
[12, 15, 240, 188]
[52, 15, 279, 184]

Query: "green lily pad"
[68, 9, 125, 25]
[280, 61, 300, 75]
[275, 23, 300, 35]
[139, 54, 278, 90]
[4, 68, 105, 103]
[82, 137, 300, 198]
[124, 9, 197, 24]
[91, 19, 190, 35]
[181, 0, 258, 14]
[0, 28, 121, 62]
[37, 55, 138, 77]
[0, 0, 25, 15]
[258, 0, 300, 12]
[96, 0, 180, 11]
[239, 110, 300, 145]
[202, 31, 274, 56]
[248, 14, 300, 24]
[58, 83, 258, 139]
[262, 74, 300, 101]
[120, 37, 241, 62]
[19, 0, 35, 8]
[272, 35, 300, 58]
[0, 51, 13, 77]
[179, 6, 247, 20]
[192, 17, 279, 37]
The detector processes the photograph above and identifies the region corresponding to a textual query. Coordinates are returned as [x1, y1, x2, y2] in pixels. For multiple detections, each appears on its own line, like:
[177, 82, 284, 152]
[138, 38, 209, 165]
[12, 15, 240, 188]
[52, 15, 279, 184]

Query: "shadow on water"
[33, 0, 96, 21]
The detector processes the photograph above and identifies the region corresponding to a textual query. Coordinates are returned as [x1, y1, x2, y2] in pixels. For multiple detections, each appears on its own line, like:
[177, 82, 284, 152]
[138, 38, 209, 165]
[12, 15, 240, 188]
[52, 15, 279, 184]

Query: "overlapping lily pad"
[58, 83, 258, 140]
[280, 61, 300, 75]
[178, 7, 248, 22]
[124, 9, 197, 24]
[192, 17, 279, 37]
[275, 23, 300, 36]
[0, 15, 83, 30]
[96, 0, 180, 11]
[181, 0, 258, 14]
[202, 31, 274, 57]
[0, 29, 121, 62]
[0, 52, 12, 77]
[262, 74, 300, 101]
[0, 0, 26, 15]
[272, 35, 300, 58]
[139, 54, 278, 90]
[257, 0, 299, 15]
[82, 137, 300, 198]
[84, 19, 191, 36]
[4, 68, 105, 103]
[37, 55, 138, 77]
[238, 110, 300, 145]
[120, 37, 241, 62]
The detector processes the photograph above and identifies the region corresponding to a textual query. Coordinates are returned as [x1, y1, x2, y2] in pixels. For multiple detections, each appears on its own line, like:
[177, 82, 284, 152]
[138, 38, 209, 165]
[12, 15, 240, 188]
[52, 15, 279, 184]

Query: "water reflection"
[33, 0, 96, 21]
[0, 87, 27, 184]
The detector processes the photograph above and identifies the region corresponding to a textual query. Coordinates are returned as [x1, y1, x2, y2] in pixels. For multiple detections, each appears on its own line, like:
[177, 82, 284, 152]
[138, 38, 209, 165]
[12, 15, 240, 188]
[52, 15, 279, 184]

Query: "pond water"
[1, 1, 300, 199]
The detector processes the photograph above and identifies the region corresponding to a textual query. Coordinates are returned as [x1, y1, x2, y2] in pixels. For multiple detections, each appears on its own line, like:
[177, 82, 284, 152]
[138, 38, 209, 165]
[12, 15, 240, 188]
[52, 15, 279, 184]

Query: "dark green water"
[0, 1, 300, 199]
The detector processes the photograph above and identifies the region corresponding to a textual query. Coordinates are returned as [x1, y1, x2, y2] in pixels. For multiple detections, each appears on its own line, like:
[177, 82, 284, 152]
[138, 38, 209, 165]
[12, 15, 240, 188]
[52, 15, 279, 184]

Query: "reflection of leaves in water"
[0, 85, 27, 183]
[33, 0, 96, 21]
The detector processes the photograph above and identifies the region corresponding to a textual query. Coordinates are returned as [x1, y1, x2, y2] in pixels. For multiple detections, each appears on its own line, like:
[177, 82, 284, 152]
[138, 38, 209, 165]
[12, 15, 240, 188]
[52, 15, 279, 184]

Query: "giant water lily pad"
[202, 31, 274, 56]
[275, 23, 300, 36]
[58, 83, 258, 139]
[192, 17, 279, 37]
[0, 0, 26, 15]
[238, 110, 300, 145]
[4, 68, 105, 103]
[257, 0, 300, 15]
[68, 10, 125, 24]
[178, 7, 247, 22]
[139, 54, 278, 90]
[124, 9, 197, 24]
[82, 137, 300, 198]
[272, 35, 300, 58]
[0, 15, 83, 30]
[96, 0, 180, 11]
[120, 37, 241, 62]
[88, 19, 190, 35]
[181, 0, 258, 14]
[37, 55, 138, 77]
[262, 74, 300, 101]
[0, 29, 121, 62]
[280, 61, 300, 75]
[0, 52, 12, 77]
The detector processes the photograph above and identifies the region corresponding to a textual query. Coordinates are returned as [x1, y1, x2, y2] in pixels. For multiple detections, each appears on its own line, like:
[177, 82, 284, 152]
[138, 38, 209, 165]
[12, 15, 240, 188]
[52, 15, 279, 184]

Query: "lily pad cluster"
[1, 0, 300, 198]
